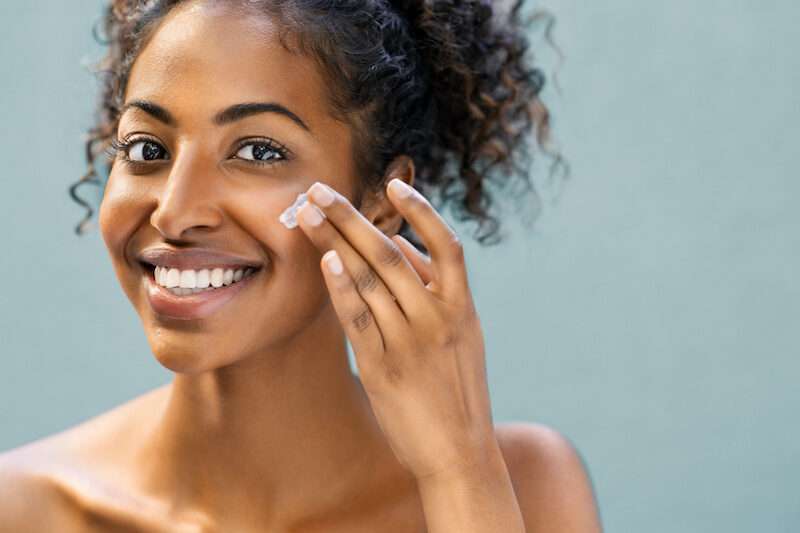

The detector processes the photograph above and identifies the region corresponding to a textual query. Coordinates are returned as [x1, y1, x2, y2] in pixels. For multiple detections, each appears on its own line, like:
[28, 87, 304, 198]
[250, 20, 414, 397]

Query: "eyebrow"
[119, 99, 311, 132]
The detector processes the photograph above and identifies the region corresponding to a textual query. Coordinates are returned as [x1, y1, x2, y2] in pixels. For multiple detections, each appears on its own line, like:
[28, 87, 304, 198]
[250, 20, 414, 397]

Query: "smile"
[142, 263, 263, 320]
[154, 266, 258, 295]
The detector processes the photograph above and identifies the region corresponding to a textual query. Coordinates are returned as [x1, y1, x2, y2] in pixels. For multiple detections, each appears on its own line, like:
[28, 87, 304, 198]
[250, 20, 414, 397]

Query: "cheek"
[234, 182, 318, 258]
[248, 200, 324, 296]
[98, 171, 154, 257]
[237, 191, 330, 300]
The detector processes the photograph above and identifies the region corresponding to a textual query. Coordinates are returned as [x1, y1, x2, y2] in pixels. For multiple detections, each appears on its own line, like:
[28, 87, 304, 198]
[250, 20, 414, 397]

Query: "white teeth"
[196, 269, 210, 288]
[152, 265, 258, 292]
[166, 268, 180, 288]
[168, 287, 192, 296]
[211, 268, 224, 288]
[179, 270, 196, 288]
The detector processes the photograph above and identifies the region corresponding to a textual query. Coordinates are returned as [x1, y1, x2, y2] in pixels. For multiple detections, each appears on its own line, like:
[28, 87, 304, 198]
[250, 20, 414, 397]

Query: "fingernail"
[324, 250, 343, 275]
[300, 201, 325, 226]
[388, 178, 413, 198]
[309, 182, 335, 207]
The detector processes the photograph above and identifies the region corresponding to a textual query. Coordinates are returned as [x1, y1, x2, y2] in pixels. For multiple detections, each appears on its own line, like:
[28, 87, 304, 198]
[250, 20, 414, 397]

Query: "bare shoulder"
[0, 453, 84, 532]
[495, 421, 604, 533]
[0, 385, 171, 532]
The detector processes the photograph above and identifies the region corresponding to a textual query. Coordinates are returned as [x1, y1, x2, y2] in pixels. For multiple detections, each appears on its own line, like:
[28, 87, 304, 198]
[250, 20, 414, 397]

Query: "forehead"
[124, 1, 330, 128]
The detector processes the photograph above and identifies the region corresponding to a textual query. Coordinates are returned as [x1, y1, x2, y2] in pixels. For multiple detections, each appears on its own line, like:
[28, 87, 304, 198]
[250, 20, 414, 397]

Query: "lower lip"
[144, 266, 262, 321]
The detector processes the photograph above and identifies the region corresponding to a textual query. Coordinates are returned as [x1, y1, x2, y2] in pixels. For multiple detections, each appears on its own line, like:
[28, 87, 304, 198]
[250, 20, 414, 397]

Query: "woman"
[0, 1, 602, 531]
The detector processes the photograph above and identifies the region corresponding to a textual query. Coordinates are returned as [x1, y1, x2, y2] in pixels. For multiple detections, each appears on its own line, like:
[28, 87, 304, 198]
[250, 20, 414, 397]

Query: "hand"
[293, 178, 500, 480]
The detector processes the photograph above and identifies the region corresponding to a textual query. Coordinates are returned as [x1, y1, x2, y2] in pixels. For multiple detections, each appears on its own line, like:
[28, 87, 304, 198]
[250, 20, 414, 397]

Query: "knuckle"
[370, 353, 404, 386]
[439, 330, 458, 348]
[377, 240, 405, 268]
[434, 327, 459, 349]
[351, 307, 373, 333]
[383, 362, 403, 385]
[360, 358, 404, 392]
[353, 266, 379, 294]
[446, 233, 464, 259]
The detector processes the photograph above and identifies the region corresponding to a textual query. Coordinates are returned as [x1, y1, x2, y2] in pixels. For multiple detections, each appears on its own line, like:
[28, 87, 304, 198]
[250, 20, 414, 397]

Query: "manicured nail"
[309, 182, 335, 207]
[324, 250, 343, 275]
[388, 178, 413, 198]
[300, 201, 326, 226]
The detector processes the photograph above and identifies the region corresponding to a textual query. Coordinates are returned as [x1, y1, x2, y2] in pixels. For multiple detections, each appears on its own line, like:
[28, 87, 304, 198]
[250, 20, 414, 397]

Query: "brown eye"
[233, 140, 288, 165]
[128, 140, 168, 161]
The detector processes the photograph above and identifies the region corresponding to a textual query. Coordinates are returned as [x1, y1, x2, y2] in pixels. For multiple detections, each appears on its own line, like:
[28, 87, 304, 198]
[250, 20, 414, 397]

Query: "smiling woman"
[0, 1, 601, 532]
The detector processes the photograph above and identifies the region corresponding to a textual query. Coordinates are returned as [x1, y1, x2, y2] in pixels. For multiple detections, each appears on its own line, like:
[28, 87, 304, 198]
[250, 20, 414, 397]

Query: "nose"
[150, 147, 224, 240]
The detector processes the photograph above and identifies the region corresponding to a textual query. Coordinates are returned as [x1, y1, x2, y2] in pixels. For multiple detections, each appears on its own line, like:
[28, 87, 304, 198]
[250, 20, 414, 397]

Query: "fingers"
[318, 250, 389, 358]
[304, 182, 433, 319]
[385, 179, 470, 304]
[296, 199, 410, 351]
[391, 234, 434, 289]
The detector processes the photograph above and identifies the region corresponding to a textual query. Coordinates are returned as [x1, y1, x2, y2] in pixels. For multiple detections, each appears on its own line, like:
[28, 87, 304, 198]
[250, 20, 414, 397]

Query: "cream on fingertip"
[278, 192, 308, 229]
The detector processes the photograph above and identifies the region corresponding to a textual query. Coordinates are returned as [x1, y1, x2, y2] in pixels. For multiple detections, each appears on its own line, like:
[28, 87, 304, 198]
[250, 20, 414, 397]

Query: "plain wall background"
[1, 1, 797, 531]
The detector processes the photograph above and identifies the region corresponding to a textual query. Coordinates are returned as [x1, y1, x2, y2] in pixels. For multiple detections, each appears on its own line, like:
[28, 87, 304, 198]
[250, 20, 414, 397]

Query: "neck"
[136, 308, 406, 528]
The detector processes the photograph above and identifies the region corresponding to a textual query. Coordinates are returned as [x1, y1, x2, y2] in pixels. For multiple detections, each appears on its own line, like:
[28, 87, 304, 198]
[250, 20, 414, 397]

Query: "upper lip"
[136, 247, 265, 271]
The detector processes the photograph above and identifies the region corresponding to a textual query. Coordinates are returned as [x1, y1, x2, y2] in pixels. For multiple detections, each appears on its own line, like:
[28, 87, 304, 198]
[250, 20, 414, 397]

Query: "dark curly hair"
[71, 0, 566, 251]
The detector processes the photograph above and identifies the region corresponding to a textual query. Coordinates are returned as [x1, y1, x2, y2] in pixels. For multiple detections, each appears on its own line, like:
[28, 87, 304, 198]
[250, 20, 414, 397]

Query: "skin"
[0, 2, 602, 532]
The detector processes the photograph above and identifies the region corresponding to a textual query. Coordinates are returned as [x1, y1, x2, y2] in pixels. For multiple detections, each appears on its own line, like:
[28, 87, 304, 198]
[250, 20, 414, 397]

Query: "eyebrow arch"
[214, 102, 310, 132]
[120, 99, 311, 133]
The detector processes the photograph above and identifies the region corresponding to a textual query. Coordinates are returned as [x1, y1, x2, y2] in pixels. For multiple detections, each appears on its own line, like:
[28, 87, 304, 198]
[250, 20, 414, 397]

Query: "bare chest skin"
[12, 386, 433, 533]
[6, 408, 552, 533]
[43, 453, 430, 533]
[56, 494, 427, 533]
[6, 384, 534, 533]
[55, 502, 428, 532]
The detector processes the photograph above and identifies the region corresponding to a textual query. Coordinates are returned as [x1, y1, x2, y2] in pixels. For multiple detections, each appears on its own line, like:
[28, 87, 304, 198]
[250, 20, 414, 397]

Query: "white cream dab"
[279, 192, 309, 229]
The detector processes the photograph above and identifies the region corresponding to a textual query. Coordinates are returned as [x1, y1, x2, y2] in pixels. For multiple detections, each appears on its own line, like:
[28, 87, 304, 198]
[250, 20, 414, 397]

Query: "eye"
[232, 138, 289, 165]
[130, 140, 168, 161]
[110, 136, 169, 163]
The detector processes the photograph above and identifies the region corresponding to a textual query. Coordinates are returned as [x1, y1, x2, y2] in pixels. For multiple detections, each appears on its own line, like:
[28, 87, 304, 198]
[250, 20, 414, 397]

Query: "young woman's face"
[98, 2, 360, 372]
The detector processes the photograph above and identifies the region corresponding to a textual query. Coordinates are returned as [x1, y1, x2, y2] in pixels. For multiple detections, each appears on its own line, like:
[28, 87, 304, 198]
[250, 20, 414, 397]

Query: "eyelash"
[108, 135, 291, 168]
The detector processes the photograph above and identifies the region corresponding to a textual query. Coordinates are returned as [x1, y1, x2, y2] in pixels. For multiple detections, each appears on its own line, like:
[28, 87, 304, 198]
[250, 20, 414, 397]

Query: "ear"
[362, 155, 415, 236]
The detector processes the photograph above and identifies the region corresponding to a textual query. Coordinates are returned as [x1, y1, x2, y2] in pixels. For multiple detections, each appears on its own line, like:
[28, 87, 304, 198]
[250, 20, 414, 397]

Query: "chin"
[142, 324, 243, 375]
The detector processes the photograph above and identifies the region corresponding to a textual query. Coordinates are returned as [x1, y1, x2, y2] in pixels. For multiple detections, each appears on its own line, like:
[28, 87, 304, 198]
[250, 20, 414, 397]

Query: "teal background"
[1, 1, 798, 531]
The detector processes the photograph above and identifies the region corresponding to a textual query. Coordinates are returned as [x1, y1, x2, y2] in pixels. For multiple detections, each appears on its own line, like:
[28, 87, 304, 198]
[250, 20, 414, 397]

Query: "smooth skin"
[0, 2, 602, 532]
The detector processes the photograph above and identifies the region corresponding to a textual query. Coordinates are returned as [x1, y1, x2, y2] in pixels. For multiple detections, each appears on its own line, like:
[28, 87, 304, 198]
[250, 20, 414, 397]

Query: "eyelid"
[233, 136, 289, 154]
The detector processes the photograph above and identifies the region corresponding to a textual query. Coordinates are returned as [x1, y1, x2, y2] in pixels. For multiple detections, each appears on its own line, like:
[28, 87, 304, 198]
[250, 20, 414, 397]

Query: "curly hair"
[71, 0, 566, 252]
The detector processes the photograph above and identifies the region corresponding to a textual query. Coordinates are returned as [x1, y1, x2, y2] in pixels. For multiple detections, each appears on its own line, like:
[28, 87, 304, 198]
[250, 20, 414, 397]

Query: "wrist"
[415, 437, 507, 488]
[413, 438, 526, 533]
